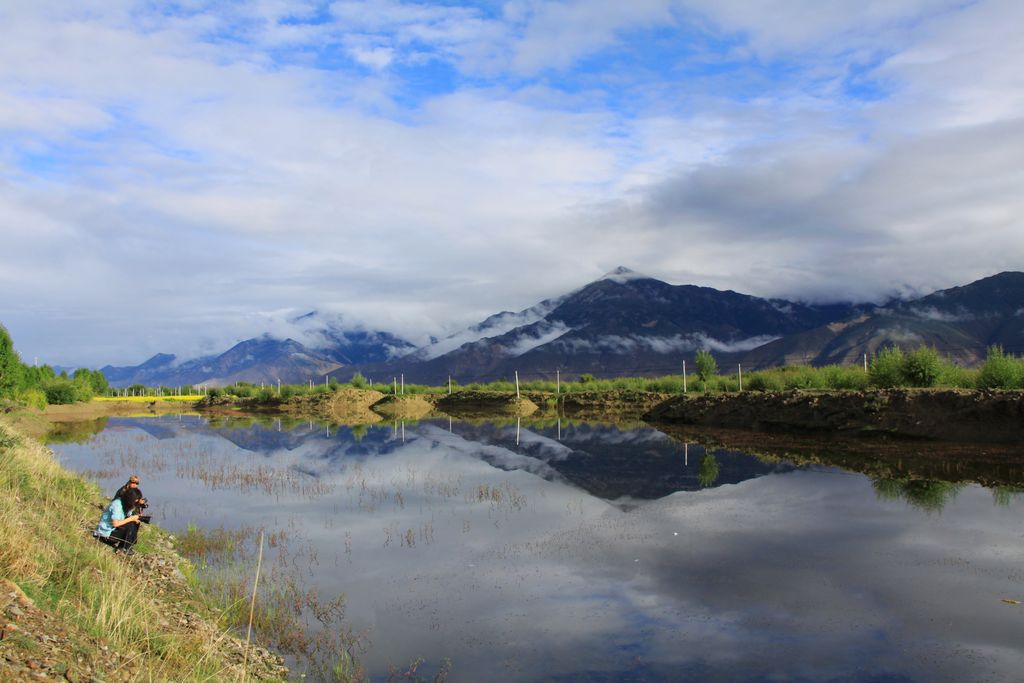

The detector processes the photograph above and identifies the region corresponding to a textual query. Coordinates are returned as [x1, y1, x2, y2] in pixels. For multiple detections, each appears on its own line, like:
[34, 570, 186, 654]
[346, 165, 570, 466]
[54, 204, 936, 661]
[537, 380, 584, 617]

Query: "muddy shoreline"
[644, 388, 1024, 444]
[12, 388, 1024, 447]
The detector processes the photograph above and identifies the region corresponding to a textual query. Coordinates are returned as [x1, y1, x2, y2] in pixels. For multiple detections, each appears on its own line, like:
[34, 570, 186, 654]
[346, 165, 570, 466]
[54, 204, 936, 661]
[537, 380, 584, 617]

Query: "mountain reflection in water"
[50, 415, 1024, 682]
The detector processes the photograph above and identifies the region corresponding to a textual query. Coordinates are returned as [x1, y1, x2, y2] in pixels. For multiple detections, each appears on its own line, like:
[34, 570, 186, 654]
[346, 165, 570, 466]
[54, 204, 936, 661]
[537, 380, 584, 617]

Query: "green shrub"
[901, 346, 941, 387]
[256, 388, 275, 402]
[821, 364, 869, 390]
[977, 345, 1023, 389]
[869, 347, 905, 388]
[231, 384, 253, 398]
[935, 360, 976, 388]
[746, 372, 785, 392]
[18, 388, 48, 410]
[350, 372, 368, 389]
[42, 378, 91, 404]
[644, 376, 685, 393]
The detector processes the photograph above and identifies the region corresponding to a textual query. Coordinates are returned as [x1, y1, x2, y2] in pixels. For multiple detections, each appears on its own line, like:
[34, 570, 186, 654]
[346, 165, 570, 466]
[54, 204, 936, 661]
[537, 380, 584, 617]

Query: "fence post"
[682, 360, 687, 393]
[556, 369, 560, 394]
[393, 377, 397, 395]
[863, 353, 868, 373]
[738, 364, 743, 391]
[515, 371, 520, 400]
[448, 376, 452, 395]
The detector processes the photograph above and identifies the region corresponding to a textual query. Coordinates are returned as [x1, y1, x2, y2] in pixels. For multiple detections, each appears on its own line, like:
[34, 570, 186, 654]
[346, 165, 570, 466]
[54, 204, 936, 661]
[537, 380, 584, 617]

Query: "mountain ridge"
[97, 269, 1024, 387]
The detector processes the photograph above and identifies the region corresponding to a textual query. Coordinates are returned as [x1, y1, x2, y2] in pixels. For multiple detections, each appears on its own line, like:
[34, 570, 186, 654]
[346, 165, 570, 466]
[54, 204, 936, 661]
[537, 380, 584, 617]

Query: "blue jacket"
[94, 498, 126, 538]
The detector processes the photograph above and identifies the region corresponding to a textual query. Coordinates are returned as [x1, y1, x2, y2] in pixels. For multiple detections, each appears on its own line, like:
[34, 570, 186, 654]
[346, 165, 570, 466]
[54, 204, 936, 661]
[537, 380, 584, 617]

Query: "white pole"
[277, 379, 281, 396]
[309, 379, 313, 390]
[738, 364, 743, 391]
[400, 374, 404, 395]
[864, 353, 868, 373]
[683, 360, 687, 393]
[556, 369, 560, 394]
[325, 375, 328, 388]
[448, 376, 452, 395]
[393, 377, 397, 395]
[515, 371, 520, 400]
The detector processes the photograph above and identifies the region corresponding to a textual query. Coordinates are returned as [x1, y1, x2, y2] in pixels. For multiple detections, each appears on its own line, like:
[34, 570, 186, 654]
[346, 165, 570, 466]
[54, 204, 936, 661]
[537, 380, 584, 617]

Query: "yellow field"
[94, 395, 203, 402]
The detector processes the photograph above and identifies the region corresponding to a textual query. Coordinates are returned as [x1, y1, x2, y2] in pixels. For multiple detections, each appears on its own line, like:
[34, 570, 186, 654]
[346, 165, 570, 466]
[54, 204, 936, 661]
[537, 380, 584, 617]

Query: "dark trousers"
[100, 522, 139, 550]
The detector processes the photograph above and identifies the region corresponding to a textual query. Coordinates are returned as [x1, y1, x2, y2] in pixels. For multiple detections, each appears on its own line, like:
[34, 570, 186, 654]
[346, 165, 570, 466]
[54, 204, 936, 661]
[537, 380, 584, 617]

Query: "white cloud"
[553, 334, 778, 355]
[0, 1, 1021, 366]
[502, 321, 572, 357]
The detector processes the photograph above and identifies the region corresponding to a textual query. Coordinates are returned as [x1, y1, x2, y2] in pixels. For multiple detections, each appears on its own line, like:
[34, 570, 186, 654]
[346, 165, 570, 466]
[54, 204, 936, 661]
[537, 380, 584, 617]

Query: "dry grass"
[0, 421, 286, 681]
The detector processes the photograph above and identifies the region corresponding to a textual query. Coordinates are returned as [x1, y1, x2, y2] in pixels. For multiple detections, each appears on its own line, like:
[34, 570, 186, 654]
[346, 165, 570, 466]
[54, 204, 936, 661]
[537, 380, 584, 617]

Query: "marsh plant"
[871, 478, 967, 514]
[176, 524, 366, 681]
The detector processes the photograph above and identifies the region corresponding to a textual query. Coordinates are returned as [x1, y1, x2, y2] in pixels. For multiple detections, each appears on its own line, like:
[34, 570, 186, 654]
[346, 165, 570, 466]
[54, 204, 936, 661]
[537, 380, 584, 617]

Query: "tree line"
[0, 324, 109, 408]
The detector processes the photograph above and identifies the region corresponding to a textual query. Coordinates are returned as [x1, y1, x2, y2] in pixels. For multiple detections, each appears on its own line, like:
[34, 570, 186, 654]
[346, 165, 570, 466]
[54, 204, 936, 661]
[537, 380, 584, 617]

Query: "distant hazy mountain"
[740, 271, 1024, 368]
[100, 337, 340, 388]
[102, 317, 417, 388]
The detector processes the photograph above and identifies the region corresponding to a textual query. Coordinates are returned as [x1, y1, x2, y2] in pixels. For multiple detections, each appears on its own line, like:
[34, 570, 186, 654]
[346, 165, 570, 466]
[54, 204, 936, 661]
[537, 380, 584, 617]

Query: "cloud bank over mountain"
[1, 1, 1021, 366]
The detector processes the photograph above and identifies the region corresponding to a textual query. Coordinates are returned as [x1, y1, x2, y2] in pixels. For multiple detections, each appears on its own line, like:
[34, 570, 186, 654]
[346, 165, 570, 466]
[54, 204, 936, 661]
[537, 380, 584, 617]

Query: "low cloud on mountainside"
[0, 1, 1021, 366]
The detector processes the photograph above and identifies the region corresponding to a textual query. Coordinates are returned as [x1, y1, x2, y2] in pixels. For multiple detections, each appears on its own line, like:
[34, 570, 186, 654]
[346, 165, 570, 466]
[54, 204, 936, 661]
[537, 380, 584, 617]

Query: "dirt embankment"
[0, 537, 287, 682]
[371, 394, 436, 420]
[645, 389, 1024, 444]
[434, 390, 538, 417]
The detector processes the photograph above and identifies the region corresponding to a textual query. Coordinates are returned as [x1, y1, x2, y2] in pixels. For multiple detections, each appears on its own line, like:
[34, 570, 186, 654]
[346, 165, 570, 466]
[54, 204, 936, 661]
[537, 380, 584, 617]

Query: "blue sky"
[1, 0, 1022, 366]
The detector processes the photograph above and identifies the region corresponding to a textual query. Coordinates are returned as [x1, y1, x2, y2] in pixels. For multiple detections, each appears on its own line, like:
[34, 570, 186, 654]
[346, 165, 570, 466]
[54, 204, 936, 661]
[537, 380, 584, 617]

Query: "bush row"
[203, 344, 1024, 402]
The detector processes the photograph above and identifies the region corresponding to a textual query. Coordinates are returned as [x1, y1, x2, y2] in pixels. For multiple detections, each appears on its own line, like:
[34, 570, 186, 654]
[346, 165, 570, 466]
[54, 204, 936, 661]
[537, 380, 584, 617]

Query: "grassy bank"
[0, 420, 286, 681]
[195, 346, 1024, 411]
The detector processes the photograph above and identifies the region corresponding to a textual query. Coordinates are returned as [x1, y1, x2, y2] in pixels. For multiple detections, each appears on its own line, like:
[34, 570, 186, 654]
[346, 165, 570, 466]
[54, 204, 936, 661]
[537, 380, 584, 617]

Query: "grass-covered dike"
[0, 420, 288, 682]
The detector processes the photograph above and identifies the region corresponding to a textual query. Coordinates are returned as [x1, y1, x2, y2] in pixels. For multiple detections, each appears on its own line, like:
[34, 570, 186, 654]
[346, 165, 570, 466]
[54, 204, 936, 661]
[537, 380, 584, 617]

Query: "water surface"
[51, 415, 1024, 682]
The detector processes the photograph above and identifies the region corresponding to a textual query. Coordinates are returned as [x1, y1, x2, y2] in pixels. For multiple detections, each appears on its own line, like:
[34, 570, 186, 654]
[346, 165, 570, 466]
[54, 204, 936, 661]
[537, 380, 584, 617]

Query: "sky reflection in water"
[51, 416, 1024, 682]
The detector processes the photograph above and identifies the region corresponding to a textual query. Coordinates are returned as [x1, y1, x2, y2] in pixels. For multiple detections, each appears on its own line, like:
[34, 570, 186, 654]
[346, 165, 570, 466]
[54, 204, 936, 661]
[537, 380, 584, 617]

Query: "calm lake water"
[50, 415, 1024, 682]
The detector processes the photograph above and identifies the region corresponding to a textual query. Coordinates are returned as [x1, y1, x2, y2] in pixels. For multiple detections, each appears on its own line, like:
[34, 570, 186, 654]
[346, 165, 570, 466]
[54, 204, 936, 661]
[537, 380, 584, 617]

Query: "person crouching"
[94, 488, 143, 555]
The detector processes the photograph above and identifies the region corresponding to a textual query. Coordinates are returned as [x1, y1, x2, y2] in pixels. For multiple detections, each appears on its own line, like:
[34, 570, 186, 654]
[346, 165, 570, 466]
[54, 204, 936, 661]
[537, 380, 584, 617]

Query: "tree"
[0, 325, 26, 398]
[73, 367, 109, 395]
[694, 350, 717, 383]
[698, 453, 720, 488]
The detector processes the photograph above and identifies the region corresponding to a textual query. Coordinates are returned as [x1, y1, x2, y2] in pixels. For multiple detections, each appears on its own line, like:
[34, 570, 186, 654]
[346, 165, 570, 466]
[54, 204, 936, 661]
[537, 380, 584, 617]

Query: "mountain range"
[99, 268, 1024, 387]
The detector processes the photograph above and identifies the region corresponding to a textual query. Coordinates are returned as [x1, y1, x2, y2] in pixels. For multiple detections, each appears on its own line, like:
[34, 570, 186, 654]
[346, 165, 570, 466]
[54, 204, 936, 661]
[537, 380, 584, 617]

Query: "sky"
[1, 0, 1022, 367]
